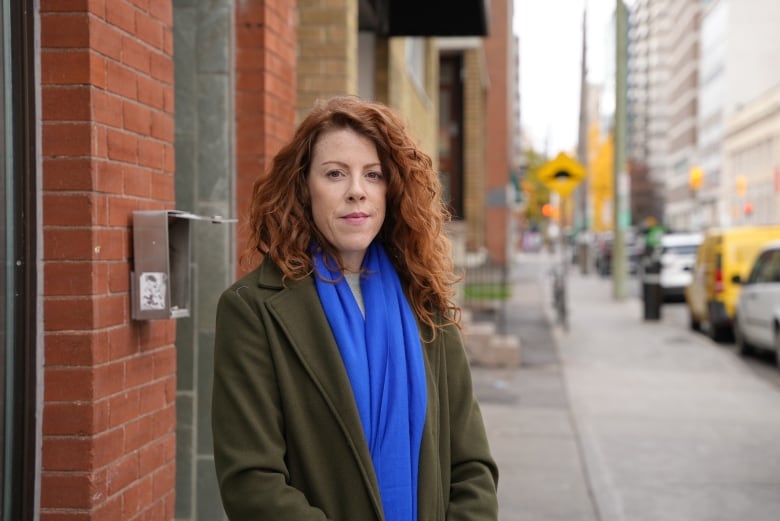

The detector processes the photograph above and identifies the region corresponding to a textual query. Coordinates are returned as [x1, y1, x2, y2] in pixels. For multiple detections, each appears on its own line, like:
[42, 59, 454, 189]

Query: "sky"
[514, 0, 619, 155]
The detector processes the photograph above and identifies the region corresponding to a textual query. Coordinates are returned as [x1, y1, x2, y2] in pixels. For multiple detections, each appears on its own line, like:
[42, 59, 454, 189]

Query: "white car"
[734, 240, 780, 360]
[658, 232, 703, 302]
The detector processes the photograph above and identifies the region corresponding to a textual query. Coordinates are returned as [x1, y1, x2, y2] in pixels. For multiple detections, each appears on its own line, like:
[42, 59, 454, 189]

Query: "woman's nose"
[347, 177, 367, 200]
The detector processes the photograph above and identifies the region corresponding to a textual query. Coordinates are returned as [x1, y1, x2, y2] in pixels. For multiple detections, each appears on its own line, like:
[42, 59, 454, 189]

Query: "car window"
[747, 250, 776, 284]
[662, 244, 699, 256]
[767, 251, 780, 283]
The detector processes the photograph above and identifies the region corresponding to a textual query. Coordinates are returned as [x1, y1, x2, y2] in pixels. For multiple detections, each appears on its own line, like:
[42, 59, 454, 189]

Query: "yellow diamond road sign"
[537, 152, 586, 197]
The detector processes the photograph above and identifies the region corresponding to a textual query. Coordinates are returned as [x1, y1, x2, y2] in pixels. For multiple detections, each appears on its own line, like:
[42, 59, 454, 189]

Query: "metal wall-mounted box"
[131, 210, 235, 320]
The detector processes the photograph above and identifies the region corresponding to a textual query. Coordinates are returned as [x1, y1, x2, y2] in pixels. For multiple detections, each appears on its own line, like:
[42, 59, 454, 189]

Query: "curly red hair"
[242, 96, 461, 333]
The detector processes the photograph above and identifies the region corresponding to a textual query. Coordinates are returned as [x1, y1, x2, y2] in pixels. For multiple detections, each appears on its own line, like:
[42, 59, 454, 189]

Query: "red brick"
[106, 128, 138, 163]
[41, 13, 90, 48]
[138, 321, 175, 350]
[93, 124, 108, 159]
[44, 296, 95, 331]
[42, 86, 91, 121]
[43, 158, 96, 191]
[40, 0, 106, 17]
[127, 0, 149, 11]
[42, 436, 95, 471]
[42, 122, 93, 157]
[108, 260, 131, 293]
[105, 61, 138, 99]
[95, 294, 128, 328]
[93, 427, 125, 468]
[107, 324, 138, 361]
[94, 228, 131, 260]
[136, 75, 164, 110]
[44, 260, 107, 296]
[95, 160, 126, 194]
[40, 472, 95, 508]
[44, 367, 94, 401]
[151, 457, 175, 497]
[121, 35, 151, 75]
[43, 193, 96, 227]
[149, 52, 172, 84]
[93, 360, 126, 399]
[149, 0, 172, 25]
[122, 165, 151, 198]
[126, 353, 154, 389]
[162, 144, 175, 174]
[122, 475, 154, 519]
[162, 85, 174, 112]
[138, 437, 169, 475]
[124, 416, 155, 453]
[153, 347, 175, 380]
[93, 89, 124, 127]
[123, 100, 152, 135]
[108, 389, 141, 428]
[163, 26, 173, 55]
[41, 50, 90, 85]
[44, 330, 106, 366]
[139, 381, 167, 414]
[135, 11, 163, 50]
[105, 0, 135, 34]
[107, 453, 139, 495]
[43, 401, 107, 435]
[137, 138, 163, 170]
[43, 228, 94, 261]
[149, 110, 173, 142]
[107, 195, 138, 227]
[90, 17, 123, 60]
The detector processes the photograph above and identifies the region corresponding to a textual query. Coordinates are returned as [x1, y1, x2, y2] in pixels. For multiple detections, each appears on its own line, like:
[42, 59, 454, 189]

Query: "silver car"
[734, 239, 780, 362]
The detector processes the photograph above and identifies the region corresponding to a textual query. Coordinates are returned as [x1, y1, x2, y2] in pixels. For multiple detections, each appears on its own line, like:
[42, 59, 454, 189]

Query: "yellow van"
[685, 225, 780, 342]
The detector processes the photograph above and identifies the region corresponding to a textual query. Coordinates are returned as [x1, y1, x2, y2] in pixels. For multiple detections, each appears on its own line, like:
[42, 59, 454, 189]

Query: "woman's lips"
[342, 212, 369, 224]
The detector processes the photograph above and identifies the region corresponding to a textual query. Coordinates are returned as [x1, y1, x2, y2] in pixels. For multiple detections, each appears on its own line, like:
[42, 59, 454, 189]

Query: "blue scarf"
[313, 242, 427, 521]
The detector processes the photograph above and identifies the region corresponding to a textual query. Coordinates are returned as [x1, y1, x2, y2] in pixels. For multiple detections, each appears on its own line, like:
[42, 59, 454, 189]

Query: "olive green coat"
[212, 257, 499, 520]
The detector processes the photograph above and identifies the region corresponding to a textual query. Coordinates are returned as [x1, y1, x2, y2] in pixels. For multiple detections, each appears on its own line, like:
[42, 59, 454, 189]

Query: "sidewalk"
[473, 251, 780, 521]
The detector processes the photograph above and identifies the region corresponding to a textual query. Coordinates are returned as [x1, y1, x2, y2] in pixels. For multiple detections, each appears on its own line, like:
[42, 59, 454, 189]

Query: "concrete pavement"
[472, 251, 780, 521]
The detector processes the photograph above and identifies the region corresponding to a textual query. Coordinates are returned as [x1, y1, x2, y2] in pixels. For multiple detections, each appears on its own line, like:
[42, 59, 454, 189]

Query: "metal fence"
[461, 261, 510, 333]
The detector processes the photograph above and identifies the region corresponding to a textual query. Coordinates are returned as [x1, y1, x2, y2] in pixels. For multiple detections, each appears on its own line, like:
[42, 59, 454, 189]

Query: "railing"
[461, 261, 510, 333]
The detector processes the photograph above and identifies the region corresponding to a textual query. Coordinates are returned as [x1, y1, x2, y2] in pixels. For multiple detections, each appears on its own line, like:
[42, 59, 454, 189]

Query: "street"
[472, 251, 780, 521]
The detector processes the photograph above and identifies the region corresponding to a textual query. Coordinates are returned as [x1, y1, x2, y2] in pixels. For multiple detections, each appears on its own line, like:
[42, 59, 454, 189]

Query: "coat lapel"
[256, 259, 383, 512]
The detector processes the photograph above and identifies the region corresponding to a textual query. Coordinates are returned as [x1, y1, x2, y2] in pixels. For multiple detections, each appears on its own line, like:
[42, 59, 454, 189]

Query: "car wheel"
[734, 317, 751, 357]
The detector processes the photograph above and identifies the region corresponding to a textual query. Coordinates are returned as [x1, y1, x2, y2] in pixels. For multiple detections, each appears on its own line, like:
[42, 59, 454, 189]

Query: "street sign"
[537, 152, 586, 197]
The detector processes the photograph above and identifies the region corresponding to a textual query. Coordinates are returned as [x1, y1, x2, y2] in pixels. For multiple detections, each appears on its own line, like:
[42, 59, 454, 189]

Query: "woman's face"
[308, 128, 387, 272]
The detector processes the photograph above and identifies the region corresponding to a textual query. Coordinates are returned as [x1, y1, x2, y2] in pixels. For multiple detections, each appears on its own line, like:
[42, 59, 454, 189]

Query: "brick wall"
[483, 0, 511, 265]
[40, 1, 177, 519]
[235, 0, 297, 274]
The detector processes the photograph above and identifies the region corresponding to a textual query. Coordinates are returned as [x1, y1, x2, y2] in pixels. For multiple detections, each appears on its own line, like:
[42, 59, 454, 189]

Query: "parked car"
[734, 240, 780, 362]
[658, 232, 703, 302]
[685, 225, 780, 342]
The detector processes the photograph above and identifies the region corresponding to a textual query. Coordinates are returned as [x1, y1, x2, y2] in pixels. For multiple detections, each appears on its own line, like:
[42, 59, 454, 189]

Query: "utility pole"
[576, 6, 589, 274]
[612, 0, 628, 299]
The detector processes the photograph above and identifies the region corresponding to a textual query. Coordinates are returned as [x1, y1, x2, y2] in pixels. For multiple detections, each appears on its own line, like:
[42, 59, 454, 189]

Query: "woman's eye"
[366, 170, 383, 180]
[325, 169, 343, 178]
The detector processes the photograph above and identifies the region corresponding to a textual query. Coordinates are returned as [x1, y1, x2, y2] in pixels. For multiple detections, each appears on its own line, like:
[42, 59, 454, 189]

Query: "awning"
[360, 0, 490, 37]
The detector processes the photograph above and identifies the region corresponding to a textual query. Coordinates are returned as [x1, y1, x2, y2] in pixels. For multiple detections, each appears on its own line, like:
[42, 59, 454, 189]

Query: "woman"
[212, 96, 498, 521]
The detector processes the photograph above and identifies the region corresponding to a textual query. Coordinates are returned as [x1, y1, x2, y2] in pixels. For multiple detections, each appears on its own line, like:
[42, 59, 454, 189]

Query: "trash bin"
[642, 257, 662, 320]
